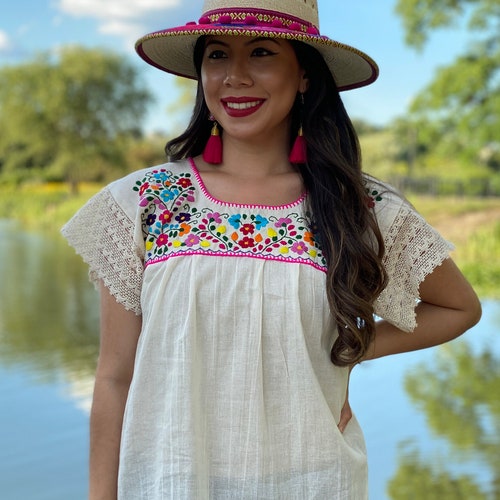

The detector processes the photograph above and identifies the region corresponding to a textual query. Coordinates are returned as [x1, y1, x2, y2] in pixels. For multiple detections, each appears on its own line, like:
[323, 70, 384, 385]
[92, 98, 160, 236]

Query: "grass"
[0, 182, 101, 232]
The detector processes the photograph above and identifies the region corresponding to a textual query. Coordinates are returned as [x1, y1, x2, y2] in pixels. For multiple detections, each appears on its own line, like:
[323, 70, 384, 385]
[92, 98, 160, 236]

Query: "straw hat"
[135, 0, 378, 91]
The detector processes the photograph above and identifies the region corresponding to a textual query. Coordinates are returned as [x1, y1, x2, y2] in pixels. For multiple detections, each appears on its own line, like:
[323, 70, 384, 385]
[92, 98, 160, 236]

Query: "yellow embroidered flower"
[173, 240, 182, 248]
[145, 240, 154, 251]
[267, 228, 278, 238]
[200, 240, 211, 248]
[280, 246, 289, 255]
[217, 225, 226, 234]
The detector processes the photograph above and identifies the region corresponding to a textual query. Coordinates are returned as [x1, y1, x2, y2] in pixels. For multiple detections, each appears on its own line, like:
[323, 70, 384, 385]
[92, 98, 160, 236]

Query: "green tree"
[0, 46, 153, 188]
[395, 0, 500, 170]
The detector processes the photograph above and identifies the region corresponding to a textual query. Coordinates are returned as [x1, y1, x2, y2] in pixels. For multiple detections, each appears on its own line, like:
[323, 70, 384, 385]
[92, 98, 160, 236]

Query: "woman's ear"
[299, 73, 309, 94]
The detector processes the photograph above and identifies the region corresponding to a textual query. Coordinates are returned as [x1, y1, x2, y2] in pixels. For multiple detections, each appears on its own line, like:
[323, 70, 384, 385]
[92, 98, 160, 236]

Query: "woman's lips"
[222, 98, 265, 117]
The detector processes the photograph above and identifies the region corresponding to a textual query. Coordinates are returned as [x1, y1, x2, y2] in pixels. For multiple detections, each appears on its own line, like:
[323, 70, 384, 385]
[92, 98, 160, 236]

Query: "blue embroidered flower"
[153, 171, 170, 182]
[160, 188, 179, 202]
[254, 215, 269, 230]
[228, 214, 242, 229]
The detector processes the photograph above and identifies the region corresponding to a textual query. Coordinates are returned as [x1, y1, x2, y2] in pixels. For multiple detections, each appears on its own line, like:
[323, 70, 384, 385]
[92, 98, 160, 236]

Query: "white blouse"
[62, 159, 452, 499]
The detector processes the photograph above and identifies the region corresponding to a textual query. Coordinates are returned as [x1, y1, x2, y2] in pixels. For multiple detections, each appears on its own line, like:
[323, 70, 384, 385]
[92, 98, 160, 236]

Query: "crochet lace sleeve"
[61, 186, 144, 315]
[372, 194, 454, 332]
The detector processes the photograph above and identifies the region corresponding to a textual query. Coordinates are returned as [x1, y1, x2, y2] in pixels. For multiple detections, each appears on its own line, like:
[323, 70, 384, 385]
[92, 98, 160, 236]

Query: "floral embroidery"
[134, 168, 326, 271]
[366, 188, 383, 209]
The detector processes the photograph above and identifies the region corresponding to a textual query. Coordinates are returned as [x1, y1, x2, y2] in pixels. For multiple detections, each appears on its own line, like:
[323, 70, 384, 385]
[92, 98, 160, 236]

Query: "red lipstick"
[221, 97, 265, 118]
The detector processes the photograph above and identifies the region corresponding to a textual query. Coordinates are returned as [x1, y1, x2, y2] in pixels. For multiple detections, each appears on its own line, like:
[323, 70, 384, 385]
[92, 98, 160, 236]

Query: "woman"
[62, 1, 482, 498]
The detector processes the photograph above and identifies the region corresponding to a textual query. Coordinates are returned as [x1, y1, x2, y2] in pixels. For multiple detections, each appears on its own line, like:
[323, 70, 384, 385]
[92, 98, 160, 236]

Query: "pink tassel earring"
[203, 117, 223, 165]
[289, 94, 307, 164]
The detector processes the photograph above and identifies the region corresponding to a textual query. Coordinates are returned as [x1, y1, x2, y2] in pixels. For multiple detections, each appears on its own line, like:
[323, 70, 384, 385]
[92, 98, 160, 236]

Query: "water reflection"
[388, 316, 500, 499]
[0, 220, 99, 378]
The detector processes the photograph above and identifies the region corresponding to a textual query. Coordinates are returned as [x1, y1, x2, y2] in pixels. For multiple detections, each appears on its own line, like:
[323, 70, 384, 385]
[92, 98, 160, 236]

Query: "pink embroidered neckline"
[188, 158, 307, 210]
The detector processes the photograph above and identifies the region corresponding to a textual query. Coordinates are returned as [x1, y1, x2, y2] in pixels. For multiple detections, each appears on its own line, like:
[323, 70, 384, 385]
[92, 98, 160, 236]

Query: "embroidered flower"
[177, 177, 192, 188]
[303, 231, 314, 245]
[157, 234, 168, 246]
[240, 223, 255, 235]
[228, 214, 242, 229]
[160, 189, 179, 202]
[291, 241, 308, 255]
[275, 217, 292, 228]
[254, 215, 269, 229]
[159, 210, 173, 224]
[185, 234, 200, 247]
[146, 214, 156, 226]
[139, 183, 150, 196]
[175, 212, 192, 223]
[207, 212, 222, 224]
[179, 223, 191, 236]
[239, 237, 256, 248]
[152, 171, 170, 183]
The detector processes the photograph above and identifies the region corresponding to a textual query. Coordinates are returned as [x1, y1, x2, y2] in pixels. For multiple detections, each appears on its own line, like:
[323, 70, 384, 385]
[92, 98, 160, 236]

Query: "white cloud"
[0, 30, 11, 53]
[57, 0, 181, 21]
[55, 0, 185, 46]
[98, 19, 146, 43]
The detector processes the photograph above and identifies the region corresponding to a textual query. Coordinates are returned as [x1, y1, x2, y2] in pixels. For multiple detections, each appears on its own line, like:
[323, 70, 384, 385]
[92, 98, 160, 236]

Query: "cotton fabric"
[62, 159, 452, 499]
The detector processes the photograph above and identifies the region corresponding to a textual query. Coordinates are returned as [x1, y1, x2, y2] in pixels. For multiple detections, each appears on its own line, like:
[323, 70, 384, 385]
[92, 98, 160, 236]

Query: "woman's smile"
[222, 97, 266, 117]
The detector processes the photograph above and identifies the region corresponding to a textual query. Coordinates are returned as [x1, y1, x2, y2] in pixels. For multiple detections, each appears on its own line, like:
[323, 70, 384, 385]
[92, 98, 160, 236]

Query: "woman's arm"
[365, 258, 482, 360]
[89, 282, 142, 500]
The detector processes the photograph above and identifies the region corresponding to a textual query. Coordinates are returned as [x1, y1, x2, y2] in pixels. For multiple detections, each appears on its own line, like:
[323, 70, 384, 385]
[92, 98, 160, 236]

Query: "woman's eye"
[252, 47, 276, 57]
[207, 50, 226, 59]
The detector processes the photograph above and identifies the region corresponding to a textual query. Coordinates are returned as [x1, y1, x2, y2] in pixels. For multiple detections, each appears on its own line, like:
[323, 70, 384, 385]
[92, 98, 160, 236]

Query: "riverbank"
[2, 183, 499, 298]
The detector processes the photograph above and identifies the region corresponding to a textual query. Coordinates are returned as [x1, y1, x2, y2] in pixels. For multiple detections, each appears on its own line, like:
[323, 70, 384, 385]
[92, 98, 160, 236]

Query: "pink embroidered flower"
[185, 234, 200, 247]
[206, 212, 222, 224]
[238, 237, 255, 248]
[241, 223, 255, 235]
[291, 241, 308, 255]
[275, 217, 292, 228]
[157, 234, 168, 246]
[160, 210, 173, 224]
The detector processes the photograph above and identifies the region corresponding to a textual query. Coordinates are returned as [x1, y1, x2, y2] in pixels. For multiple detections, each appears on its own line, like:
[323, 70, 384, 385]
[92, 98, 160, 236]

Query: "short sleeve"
[368, 181, 454, 332]
[61, 183, 144, 315]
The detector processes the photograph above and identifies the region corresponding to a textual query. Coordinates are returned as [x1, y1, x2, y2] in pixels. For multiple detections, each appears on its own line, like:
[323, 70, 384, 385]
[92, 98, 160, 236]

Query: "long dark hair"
[166, 37, 388, 367]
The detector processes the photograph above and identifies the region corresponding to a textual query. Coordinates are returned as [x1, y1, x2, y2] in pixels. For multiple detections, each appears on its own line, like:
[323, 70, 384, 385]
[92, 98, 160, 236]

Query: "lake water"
[1, 220, 499, 500]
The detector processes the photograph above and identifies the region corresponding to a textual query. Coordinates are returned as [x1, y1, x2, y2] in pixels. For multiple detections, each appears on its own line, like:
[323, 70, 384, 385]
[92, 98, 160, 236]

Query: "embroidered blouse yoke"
[62, 159, 452, 499]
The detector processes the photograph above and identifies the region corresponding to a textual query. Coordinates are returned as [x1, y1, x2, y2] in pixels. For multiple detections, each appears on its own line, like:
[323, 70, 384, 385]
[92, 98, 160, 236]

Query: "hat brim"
[136, 25, 378, 92]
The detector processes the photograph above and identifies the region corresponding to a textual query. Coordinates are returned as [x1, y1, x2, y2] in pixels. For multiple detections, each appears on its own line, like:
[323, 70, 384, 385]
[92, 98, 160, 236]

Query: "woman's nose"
[223, 59, 253, 87]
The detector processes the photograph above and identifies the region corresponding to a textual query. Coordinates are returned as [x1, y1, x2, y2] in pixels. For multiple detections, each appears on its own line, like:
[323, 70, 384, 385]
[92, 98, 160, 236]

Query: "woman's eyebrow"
[205, 37, 281, 49]
[246, 37, 281, 47]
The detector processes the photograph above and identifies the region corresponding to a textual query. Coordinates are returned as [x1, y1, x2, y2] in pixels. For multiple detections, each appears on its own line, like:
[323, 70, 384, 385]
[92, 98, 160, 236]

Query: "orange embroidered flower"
[303, 231, 314, 245]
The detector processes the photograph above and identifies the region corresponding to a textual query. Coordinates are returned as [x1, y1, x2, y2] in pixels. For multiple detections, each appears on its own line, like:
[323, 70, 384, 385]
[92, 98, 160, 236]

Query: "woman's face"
[201, 35, 308, 144]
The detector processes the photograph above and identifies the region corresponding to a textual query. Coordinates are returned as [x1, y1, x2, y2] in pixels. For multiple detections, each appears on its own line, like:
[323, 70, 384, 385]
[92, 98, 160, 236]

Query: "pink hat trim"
[195, 8, 320, 35]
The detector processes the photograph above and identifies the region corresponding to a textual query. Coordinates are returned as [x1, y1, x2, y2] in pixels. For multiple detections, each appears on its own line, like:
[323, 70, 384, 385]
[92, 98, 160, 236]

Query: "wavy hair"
[166, 37, 388, 366]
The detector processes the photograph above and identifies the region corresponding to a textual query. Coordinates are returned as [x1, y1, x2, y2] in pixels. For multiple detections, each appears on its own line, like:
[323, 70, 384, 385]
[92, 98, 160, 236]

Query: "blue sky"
[0, 0, 470, 134]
